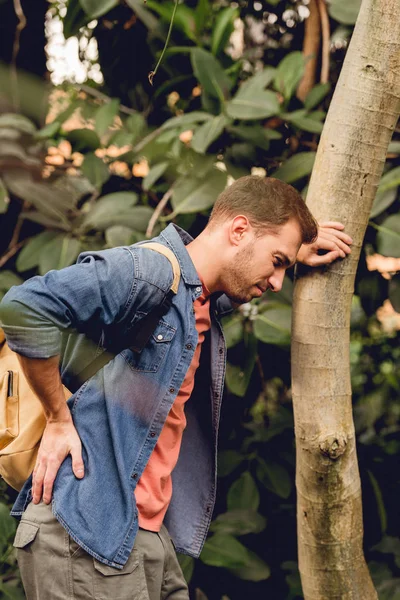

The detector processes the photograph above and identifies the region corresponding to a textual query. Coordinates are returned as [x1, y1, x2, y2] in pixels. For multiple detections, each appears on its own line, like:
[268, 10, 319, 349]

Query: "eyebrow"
[274, 251, 296, 269]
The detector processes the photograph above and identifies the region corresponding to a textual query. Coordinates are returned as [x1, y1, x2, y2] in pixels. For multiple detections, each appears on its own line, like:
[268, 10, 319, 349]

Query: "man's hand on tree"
[296, 221, 353, 267]
[32, 410, 84, 505]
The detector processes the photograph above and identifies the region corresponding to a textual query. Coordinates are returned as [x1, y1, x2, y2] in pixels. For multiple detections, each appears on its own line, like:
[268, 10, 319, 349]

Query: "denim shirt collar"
[160, 224, 233, 318]
[160, 224, 201, 287]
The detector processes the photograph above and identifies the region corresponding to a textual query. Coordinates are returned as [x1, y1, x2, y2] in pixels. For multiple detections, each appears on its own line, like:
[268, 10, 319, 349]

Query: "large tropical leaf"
[226, 89, 280, 121]
[227, 471, 260, 512]
[201, 534, 250, 568]
[272, 152, 316, 184]
[171, 168, 227, 216]
[191, 48, 232, 101]
[191, 115, 230, 154]
[79, 0, 118, 19]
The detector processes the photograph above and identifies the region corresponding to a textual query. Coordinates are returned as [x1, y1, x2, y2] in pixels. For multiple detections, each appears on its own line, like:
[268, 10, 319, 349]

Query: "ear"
[228, 215, 252, 247]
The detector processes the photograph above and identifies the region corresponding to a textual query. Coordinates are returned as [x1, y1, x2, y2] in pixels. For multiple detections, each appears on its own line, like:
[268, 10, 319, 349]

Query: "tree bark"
[291, 0, 400, 598]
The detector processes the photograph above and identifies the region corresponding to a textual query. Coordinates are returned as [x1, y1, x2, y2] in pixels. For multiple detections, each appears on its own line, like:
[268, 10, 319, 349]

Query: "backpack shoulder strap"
[138, 242, 180, 294]
[68, 242, 181, 391]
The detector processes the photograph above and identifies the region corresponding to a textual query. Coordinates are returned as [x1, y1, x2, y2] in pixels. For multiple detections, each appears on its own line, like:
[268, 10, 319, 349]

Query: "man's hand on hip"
[33, 410, 84, 505]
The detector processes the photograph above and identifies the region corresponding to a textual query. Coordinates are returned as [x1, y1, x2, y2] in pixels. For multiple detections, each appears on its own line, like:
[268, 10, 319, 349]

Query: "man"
[0, 176, 352, 599]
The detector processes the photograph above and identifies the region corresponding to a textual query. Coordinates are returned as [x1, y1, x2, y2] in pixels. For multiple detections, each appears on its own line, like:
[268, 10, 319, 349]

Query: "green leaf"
[228, 550, 271, 582]
[34, 121, 60, 140]
[228, 125, 280, 151]
[238, 68, 276, 96]
[210, 510, 266, 536]
[0, 113, 36, 134]
[39, 235, 81, 275]
[125, 0, 160, 32]
[274, 52, 305, 102]
[201, 534, 250, 568]
[143, 162, 169, 191]
[221, 314, 243, 348]
[16, 232, 59, 272]
[367, 470, 387, 534]
[211, 7, 238, 56]
[0, 271, 23, 300]
[0, 502, 16, 546]
[218, 450, 244, 477]
[370, 188, 397, 219]
[67, 128, 101, 152]
[161, 112, 214, 133]
[191, 115, 229, 154]
[253, 303, 291, 346]
[177, 554, 195, 584]
[328, 0, 361, 25]
[63, 0, 90, 37]
[0, 583, 26, 600]
[256, 458, 292, 499]
[105, 226, 135, 248]
[226, 89, 280, 121]
[0, 177, 9, 213]
[389, 275, 400, 313]
[304, 83, 331, 110]
[0, 141, 40, 167]
[194, 0, 210, 34]
[146, 0, 197, 42]
[82, 192, 138, 230]
[81, 153, 110, 189]
[226, 332, 257, 397]
[375, 166, 400, 197]
[191, 48, 232, 101]
[388, 141, 400, 154]
[3, 172, 73, 227]
[272, 152, 316, 183]
[79, 0, 118, 18]
[95, 99, 120, 137]
[171, 168, 227, 216]
[376, 215, 400, 258]
[227, 471, 260, 512]
[288, 116, 323, 134]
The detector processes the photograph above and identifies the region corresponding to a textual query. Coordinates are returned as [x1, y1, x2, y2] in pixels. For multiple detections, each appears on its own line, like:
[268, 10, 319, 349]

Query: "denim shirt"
[0, 224, 232, 568]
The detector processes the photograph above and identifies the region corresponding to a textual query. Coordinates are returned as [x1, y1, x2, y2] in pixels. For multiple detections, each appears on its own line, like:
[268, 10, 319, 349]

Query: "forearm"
[17, 354, 71, 423]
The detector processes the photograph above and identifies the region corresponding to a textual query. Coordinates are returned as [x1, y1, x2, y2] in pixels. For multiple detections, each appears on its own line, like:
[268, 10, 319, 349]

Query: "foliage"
[0, 0, 399, 598]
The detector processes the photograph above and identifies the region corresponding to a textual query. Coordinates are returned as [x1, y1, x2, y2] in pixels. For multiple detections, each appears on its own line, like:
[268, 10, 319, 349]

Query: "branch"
[318, 0, 331, 84]
[146, 186, 174, 237]
[78, 84, 137, 115]
[297, 0, 321, 102]
[0, 240, 25, 268]
[10, 0, 27, 110]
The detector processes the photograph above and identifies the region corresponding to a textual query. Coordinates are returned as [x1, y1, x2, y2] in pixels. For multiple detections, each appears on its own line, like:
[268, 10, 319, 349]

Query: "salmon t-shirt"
[135, 280, 211, 531]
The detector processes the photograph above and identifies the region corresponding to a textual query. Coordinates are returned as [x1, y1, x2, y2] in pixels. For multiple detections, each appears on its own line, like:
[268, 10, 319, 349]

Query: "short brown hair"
[209, 176, 318, 244]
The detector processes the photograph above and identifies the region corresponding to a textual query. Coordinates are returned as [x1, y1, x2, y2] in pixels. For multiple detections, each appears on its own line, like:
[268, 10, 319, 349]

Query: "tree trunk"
[291, 0, 400, 598]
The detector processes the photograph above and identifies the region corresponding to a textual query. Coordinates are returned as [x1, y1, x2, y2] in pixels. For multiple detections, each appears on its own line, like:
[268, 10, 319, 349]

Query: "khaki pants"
[14, 501, 190, 600]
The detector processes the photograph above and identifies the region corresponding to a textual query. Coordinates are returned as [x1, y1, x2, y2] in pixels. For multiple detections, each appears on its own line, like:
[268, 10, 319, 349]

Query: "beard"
[220, 242, 257, 304]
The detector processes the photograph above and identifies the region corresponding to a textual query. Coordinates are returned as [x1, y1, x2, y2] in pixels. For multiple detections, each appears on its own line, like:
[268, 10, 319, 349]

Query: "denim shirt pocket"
[122, 319, 176, 373]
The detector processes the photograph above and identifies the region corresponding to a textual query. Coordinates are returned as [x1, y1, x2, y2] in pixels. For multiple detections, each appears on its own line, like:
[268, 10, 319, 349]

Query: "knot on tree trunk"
[318, 434, 347, 460]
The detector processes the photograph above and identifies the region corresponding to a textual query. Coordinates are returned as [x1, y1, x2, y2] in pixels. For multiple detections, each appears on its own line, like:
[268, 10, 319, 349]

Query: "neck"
[186, 229, 224, 294]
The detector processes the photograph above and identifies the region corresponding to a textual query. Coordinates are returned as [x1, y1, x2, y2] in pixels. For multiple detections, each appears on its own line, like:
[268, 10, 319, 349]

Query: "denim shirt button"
[169, 387, 175, 393]
[218, 348, 223, 355]
[186, 343, 193, 350]
[195, 286, 201, 293]
[150, 432, 156, 438]
[132, 473, 138, 479]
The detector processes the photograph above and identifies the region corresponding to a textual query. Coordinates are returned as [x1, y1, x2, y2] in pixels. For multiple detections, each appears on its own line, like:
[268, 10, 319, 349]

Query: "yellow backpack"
[0, 243, 180, 491]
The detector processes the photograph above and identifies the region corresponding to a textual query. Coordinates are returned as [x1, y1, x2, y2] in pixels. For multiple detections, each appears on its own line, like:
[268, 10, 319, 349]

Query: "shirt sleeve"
[0, 247, 138, 359]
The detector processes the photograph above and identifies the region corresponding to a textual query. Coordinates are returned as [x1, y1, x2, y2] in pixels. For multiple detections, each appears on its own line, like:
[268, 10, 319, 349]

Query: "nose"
[269, 270, 285, 293]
